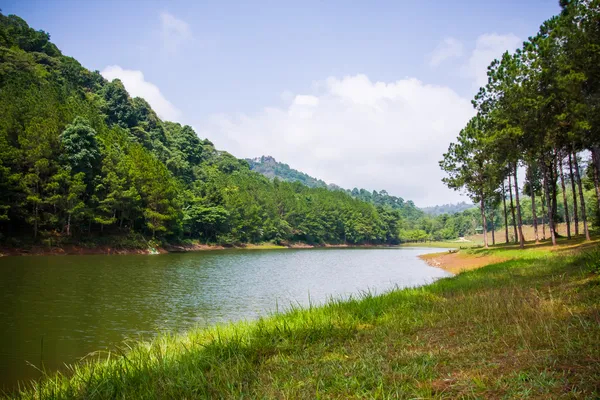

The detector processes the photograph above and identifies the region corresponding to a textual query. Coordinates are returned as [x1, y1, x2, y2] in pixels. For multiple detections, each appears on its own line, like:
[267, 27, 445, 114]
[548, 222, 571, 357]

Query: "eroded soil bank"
[0, 242, 401, 257]
[419, 250, 508, 274]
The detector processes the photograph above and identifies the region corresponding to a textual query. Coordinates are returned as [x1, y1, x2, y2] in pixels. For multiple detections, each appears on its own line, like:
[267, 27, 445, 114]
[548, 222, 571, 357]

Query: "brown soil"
[0, 242, 398, 257]
[419, 251, 507, 274]
[0, 244, 164, 257]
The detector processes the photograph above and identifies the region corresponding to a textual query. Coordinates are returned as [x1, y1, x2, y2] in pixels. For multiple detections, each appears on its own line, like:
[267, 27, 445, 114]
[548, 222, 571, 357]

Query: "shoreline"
[0, 241, 424, 257]
[11, 239, 598, 398]
[419, 249, 507, 274]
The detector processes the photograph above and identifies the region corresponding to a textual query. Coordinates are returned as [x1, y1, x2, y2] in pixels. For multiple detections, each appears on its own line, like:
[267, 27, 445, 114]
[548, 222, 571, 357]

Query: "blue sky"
[3, 0, 561, 206]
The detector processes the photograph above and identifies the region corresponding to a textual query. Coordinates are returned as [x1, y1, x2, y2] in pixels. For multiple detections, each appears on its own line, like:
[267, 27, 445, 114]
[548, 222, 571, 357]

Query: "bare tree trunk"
[508, 173, 518, 243]
[551, 156, 559, 238]
[513, 163, 525, 248]
[531, 185, 539, 243]
[572, 151, 590, 241]
[568, 152, 579, 236]
[480, 196, 488, 248]
[491, 214, 496, 246]
[542, 160, 556, 246]
[67, 214, 71, 236]
[558, 152, 571, 239]
[527, 162, 539, 243]
[502, 180, 509, 244]
[541, 193, 546, 240]
[592, 146, 600, 214]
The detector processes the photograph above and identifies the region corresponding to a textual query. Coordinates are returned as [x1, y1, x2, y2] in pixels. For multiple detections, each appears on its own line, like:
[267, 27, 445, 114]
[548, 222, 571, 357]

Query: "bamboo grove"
[441, 0, 600, 248]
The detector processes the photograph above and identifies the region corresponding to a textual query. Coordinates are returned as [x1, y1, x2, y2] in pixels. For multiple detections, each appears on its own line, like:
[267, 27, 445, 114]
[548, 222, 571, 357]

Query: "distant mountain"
[421, 202, 475, 216]
[246, 156, 329, 189]
[247, 156, 424, 220]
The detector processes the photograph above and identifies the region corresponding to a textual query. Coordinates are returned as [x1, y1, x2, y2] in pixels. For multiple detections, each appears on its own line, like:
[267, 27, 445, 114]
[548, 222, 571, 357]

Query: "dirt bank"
[0, 242, 400, 257]
[419, 250, 507, 274]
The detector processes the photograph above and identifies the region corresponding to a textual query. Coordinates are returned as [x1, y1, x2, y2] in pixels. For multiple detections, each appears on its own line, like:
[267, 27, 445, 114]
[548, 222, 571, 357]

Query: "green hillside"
[0, 13, 515, 248]
[0, 13, 418, 247]
[246, 156, 328, 189]
[422, 202, 475, 216]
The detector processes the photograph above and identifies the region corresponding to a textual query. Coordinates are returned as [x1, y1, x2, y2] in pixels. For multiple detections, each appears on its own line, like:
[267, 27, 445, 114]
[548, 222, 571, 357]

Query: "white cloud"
[101, 65, 182, 121]
[429, 37, 464, 67]
[293, 95, 319, 106]
[160, 12, 192, 53]
[463, 33, 521, 88]
[199, 74, 475, 206]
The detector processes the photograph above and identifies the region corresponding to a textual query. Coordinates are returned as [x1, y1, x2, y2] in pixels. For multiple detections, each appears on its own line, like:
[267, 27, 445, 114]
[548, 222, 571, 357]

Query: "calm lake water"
[0, 247, 450, 388]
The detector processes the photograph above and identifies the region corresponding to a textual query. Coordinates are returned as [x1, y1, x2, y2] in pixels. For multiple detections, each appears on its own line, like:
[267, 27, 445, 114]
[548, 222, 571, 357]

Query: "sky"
[3, 0, 561, 206]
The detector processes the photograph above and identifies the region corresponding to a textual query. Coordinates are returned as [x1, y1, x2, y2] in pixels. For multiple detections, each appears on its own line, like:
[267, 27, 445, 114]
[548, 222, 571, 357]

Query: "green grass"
[6, 242, 600, 399]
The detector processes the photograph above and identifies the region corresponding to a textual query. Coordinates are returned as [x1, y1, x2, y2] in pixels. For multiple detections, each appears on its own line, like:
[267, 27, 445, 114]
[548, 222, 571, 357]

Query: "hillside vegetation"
[0, 13, 414, 248]
[422, 202, 475, 216]
[247, 156, 495, 242]
[0, 11, 522, 249]
[246, 156, 329, 189]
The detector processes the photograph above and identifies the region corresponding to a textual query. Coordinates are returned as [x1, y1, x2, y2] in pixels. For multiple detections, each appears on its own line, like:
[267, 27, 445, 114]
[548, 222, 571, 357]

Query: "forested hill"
[248, 155, 425, 221]
[0, 12, 418, 246]
[246, 156, 328, 189]
[422, 202, 475, 216]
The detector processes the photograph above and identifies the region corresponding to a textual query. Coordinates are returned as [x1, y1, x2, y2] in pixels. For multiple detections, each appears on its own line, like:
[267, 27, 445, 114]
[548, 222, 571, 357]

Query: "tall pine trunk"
[550, 156, 559, 237]
[528, 163, 539, 243]
[491, 214, 496, 246]
[502, 181, 509, 243]
[541, 192, 546, 240]
[542, 160, 556, 246]
[513, 164, 525, 248]
[508, 173, 518, 243]
[592, 146, 600, 215]
[531, 185, 539, 243]
[568, 152, 579, 236]
[480, 196, 488, 249]
[572, 151, 590, 241]
[558, 152, 571, 239]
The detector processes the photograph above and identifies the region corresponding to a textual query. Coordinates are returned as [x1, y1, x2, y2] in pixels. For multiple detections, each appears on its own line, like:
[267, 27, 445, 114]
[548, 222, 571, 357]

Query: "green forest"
[2, 1, 598, 250]
[0, 12, 475, 248]
[247, 156, 490, 241]
[246, 156, 330, 189]
[440, 0, 600, 248]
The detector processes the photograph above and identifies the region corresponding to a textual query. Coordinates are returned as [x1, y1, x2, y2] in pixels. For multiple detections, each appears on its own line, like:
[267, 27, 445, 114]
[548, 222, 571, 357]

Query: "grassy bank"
[7, 241, 600, 399]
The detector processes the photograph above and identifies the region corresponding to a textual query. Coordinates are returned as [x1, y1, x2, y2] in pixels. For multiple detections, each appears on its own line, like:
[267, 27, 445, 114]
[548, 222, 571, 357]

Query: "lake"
[0, 247, 450, 389]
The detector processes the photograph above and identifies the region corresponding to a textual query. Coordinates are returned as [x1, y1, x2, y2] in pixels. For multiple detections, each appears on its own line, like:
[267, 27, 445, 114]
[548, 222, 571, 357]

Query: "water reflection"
[0, 247, 450, 388]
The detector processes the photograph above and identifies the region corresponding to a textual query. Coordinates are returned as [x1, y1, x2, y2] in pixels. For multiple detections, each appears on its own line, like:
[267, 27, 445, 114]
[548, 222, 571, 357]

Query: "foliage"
[0, 13, 417, 245]
[247, 156, 328, 188]
[441, 0, 600, 248]
[421, 201, 475, 216]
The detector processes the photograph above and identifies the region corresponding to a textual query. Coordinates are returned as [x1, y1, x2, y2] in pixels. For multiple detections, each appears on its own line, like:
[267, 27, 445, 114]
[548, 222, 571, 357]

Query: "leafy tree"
[60, 117, 100, 188]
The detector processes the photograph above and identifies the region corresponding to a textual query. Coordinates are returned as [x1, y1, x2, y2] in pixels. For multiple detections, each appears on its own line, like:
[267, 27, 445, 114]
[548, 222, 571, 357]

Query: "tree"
[60, 117, 100, 188]
[440, 116, 498, 248]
